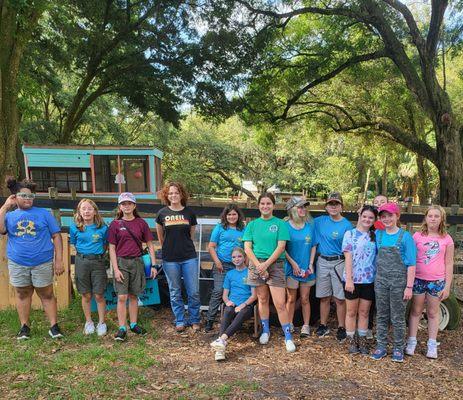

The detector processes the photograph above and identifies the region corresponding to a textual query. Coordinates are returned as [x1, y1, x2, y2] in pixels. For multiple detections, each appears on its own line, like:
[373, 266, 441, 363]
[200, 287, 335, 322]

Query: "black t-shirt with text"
[156, 206, 197, 262]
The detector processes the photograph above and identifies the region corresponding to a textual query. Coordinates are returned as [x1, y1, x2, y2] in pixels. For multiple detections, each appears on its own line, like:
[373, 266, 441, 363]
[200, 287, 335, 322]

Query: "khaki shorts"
[8, 259, 54, 288]
[247, 259, 286, 288]
[316, 257, 345, 300]
[286, 275, 315, 290]
[114, 257, 146, 296]
[75, 254, 108, 295]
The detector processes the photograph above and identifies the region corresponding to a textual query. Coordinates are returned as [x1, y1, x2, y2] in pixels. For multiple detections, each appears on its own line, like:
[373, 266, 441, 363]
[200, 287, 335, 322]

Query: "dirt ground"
[141, 307, 463, 399]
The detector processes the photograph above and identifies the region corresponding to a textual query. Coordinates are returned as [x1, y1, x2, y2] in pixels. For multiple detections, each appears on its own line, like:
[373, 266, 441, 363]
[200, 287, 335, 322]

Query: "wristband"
[406, 286, 413, 289]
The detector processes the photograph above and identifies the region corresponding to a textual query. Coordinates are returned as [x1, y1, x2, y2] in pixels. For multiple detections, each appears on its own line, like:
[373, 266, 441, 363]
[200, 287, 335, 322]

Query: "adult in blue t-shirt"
[312, 192, 353, 341]
[205, 204, 245, 332]
[0, 178, 64, 340]
[284, 197, 315, 338]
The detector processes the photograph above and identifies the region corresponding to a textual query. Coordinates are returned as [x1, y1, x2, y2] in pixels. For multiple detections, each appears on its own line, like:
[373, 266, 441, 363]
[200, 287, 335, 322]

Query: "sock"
[428, 339, 437, 347]
[119, 326, 127, 332]
[358, 329, 367, 337]
[130, 322, 138, 329]
[261, 319, 270, 334]
[282, 323, 293, 341]
[346, 331, 355, 338]
[407, 336, 417, 344]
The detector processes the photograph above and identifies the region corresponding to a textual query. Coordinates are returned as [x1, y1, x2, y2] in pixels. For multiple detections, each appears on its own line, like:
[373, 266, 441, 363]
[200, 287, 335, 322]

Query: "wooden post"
[48, 187, 62, 227]
[406, 197, 413, 232]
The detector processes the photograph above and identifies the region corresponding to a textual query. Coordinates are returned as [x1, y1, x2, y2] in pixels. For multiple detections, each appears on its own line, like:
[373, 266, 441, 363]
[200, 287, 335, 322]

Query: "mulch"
[138, 307, 463, 399]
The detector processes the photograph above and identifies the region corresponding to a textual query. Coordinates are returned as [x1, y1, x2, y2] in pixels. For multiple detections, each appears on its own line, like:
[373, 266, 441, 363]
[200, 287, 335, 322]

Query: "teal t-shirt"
[70, 222, 108, 255]
[209, 223, 244, 263]
[376, 229, 416, 267]
[223, 268, 252, 305]
[242, 216, 290, 260]
[313, 215, 353, 256]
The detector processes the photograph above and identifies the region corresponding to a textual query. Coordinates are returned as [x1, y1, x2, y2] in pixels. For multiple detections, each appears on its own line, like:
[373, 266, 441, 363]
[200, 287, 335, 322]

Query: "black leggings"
[220, 305, 254, 338]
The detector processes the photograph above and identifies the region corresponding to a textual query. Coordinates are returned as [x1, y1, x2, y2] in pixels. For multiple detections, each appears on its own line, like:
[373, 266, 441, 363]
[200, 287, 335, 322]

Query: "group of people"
[0, 179, 454, 364]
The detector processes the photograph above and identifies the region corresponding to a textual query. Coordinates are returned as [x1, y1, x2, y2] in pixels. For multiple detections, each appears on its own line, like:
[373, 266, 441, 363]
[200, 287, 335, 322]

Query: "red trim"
[90, 155, 96, 194]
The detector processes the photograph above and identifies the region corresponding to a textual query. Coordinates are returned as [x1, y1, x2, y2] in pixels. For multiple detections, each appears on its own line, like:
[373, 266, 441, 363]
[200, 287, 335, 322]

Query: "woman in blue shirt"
[205, 204, 245, 332]
[284, 197, 315, 338]
[70, 199, 109, 336]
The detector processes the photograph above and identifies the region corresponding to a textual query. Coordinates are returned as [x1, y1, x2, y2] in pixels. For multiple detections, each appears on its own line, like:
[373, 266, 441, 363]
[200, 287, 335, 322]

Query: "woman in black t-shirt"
[156, 182, 200, 332]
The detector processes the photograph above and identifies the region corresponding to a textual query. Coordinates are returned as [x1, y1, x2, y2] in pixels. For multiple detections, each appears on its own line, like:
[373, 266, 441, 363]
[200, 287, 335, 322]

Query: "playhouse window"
[30, 168, 92, 193]
[93, 155, 149, 193]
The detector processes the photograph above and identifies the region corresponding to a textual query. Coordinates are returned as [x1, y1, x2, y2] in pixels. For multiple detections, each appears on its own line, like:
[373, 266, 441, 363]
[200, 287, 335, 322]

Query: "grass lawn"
[0, 299, 258, 399]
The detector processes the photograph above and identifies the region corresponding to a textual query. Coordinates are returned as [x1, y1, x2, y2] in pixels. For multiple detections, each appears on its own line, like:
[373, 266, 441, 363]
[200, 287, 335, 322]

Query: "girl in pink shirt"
[406, 206, 454, 359]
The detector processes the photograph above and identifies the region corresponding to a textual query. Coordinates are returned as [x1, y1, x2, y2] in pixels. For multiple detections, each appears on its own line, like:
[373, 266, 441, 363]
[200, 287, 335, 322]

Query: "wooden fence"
[0, 233, 72, 310]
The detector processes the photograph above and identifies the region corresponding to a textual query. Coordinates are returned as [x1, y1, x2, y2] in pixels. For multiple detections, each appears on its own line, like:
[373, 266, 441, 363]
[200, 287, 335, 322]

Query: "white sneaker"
[210, 338, 227, 351]
[96, 322, 107, 337]
[405, 341, 416, 356]
[300, 324, 311, 338]
[259, 332, 270, 345]
[83, 321, 95, 335]
[215, 350, 226, 361]
[285, 339, 296, 353]
[426, 345, 438, 359]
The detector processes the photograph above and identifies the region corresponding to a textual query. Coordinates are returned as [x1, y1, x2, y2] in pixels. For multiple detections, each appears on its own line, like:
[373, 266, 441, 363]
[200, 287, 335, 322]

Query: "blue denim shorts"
[412, 278, 445, 297]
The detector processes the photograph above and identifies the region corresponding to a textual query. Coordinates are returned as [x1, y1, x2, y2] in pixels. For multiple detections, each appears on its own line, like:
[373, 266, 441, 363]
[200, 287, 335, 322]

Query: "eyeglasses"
[16, 193, 35, 200]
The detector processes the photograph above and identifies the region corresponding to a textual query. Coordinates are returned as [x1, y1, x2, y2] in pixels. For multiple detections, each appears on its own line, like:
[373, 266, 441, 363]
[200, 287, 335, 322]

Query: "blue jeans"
[163, 258, 200, 327]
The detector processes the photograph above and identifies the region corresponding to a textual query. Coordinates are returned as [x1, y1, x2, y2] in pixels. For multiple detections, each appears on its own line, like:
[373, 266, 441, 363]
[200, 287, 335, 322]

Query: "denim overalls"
[375, 229, 408, 350]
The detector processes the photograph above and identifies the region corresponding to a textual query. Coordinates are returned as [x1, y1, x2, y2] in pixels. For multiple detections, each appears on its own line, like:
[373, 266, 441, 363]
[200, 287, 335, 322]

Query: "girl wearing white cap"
[108, 192, 157, 341]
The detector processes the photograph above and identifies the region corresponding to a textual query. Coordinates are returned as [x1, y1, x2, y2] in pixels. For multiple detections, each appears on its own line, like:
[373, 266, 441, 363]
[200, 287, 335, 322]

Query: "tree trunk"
[416, 155, 430, 205]
[381, 156, 388, 196]
[0, 2, 43, 195]
[435, 122, 463, 206]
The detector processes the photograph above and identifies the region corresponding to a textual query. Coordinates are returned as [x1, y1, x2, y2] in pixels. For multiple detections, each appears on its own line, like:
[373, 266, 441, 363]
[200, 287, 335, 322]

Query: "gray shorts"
[114, 257, 146, 296]
[8, 259, 54, 288]
[247, 259, 286, 288]
[316, 257, 345, 300]
[286, 275, 315, 290]
[75, 254, 108, 295]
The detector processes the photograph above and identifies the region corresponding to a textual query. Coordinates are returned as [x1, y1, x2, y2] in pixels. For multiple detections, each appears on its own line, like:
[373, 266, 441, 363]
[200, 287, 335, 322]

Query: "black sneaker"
[336, 327, 347, 342]
[48, 324, 64, 339]
[130, 324, 147, 335]
[204, 320, 214, 333]
[17, 324, 31, 340]
[316, 324, 330, 337]
[114, 328, 127, 341]
[347, 335, 359, 354]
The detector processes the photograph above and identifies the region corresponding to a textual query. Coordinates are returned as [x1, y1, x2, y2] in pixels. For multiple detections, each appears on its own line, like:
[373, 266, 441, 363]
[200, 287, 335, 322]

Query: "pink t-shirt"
[413, 232, 454, 281]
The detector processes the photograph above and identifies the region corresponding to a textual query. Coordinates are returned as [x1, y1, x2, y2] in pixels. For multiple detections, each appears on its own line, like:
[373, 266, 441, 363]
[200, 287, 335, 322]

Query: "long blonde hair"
[287, 206, 312, 225]
[420, 205, 447, 237]
[74, 199, 105, 232]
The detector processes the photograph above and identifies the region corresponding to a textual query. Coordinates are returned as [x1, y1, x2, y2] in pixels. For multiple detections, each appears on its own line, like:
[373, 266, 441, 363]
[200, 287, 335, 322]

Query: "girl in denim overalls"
[371, 203, 416, 363]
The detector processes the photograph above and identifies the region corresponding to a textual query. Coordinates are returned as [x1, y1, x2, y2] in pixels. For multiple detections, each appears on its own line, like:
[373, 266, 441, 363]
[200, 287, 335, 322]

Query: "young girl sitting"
[210, 247, 257, 361]
[70, 199, 109, 336]
[406, 206, 454, 359]
[108, 193, 157, 341]
[371, 203, 416, 363]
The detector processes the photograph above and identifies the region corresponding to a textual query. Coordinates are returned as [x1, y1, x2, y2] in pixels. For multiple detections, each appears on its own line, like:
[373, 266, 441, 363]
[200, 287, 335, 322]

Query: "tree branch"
[426, 0, 447, 58]
[276, 49, 387, 120]
[381, 0, 426, 53]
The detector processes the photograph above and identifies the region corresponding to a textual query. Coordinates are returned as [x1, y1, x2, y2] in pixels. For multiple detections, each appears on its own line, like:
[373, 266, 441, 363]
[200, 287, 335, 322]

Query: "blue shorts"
[412, 278, 445, 297]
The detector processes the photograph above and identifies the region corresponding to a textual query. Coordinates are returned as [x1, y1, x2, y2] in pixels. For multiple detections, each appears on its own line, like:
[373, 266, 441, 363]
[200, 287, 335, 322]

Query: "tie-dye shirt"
[342, 229, 377, 284]
[413, 232, 454, 281]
